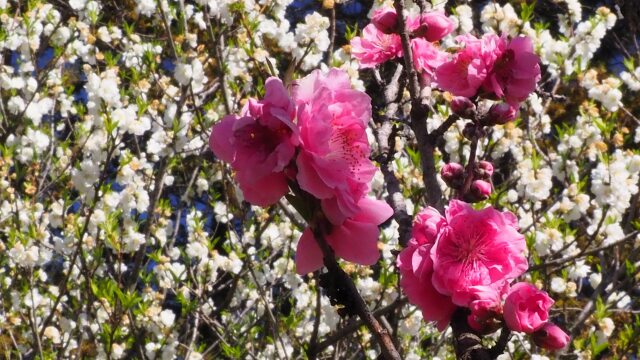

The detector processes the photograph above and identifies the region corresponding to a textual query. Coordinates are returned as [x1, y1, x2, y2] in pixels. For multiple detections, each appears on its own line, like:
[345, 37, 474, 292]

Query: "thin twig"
[315, 298, 408, 355]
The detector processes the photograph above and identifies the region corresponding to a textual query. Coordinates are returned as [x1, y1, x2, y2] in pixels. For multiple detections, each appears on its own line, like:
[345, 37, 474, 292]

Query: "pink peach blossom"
[430, 200, 528, 306]
[533, 323, 570, 350]
[435, 34, 489, 97]
[503, 282, 554, 333]
[350, 24, 403, 68]
[397, 207, 456, 330]
[411, 38, 449, 84]
[407, 10, 455, 42]
[296, 197, 393, 274]
[209, 77, 297, 206]
[482, 36, 541, 105]
[293, 68, 377, 222]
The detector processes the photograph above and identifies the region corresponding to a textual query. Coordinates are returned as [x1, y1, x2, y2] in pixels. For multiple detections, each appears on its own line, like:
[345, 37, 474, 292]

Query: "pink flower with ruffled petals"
[294, 68, 377, 222]
[435, 34, 489, 97]
[407, 10, 455, 42]
[296, 197, 393, 274]
[293, 68, 392, 273]
[411, 38, 449, 84]
[397, 208, 456, 330]
[503, 282, 554, 333]
[430, 200, 528, 306]
[209, 77, 297, 206]
[350, 24, 403, 68]
[482, 36, 541, 105]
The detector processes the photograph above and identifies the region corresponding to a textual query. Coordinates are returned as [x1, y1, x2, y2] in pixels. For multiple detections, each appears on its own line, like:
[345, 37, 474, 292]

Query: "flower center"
[235, 122, 289, 155]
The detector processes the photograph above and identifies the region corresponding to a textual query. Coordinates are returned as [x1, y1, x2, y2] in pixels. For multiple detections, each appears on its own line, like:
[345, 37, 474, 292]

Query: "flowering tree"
[0, 0, 639, 359]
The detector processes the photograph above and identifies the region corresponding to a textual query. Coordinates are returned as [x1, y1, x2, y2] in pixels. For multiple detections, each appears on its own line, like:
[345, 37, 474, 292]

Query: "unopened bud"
[485, 102, 518, 125]
[471, 179, 492, 200]
[451, 97, 476, 118]
[441, 162, 464, 189]
[371, 8, 398, 34]
[532, 323, 570, 350]
[474, 160, 494, 179]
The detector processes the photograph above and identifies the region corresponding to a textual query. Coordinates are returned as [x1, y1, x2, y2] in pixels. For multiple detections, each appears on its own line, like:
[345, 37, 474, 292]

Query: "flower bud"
[532, 323, 570, 350]
[408, 11, 455, 42]
[371, 7, 398, 34]
[474, 160, 494, 179]
[471, 179, 492, 200]
[486, 102, 518, 125]
[450, 97, 476, 118]
[503, 282, 553, 333]
[441, 162, 464, 189]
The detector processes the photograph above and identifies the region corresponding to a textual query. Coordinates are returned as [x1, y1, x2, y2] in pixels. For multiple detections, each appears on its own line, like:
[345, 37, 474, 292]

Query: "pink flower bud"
[486, 102, 518, 125]
[371, 7, 398, 34]
[441, 162, 464, 189]
[471, 180, 492, 199]
[533, 323, 570, 350]
[450, 97, 476, 118]
[408, 11, 455, 42]
[475, 160, 494, 179]
[503, 282, 554, 333]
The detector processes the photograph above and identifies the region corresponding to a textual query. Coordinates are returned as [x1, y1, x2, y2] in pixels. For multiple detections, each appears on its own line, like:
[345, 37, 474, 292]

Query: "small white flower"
[7, 96, 25, 114]
[550, 277, 567, 293]
[159, 309, 176, 328]
[43, 326, 61, 344]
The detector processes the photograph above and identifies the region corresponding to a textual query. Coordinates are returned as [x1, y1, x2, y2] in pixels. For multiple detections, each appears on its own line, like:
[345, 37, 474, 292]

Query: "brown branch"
[393, 0, 444, 211]
[309, 223, 402, 360]
[323, 2, 336, 65]
[459, 134, 479, 199]
[371, 65, 413, 246]
[489, 326, 512, 359]
[307, 276, 323, 360]
[450, 308, 495, 360]
[315, 298, 407, 354]
[428, 114, 459, 142]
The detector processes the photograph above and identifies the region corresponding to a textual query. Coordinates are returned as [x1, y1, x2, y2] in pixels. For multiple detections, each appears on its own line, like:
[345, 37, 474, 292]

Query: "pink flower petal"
[295, 228, 324, 275]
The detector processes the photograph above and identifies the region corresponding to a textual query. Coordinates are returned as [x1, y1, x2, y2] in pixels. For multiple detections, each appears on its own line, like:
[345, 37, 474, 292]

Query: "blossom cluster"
[398, 201, 569, 349]
[210, 68, 392, 275]
[351, 6, 541, 117]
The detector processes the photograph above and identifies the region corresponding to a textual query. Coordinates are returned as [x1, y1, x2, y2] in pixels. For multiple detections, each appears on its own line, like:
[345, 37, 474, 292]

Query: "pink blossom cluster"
[436, 33, 541, 115]
[397, 200, 569, 350]
[351, 6, 541, 120]
[441, 160, 494, 201]
[209, 69, 392, 275]
[351, 7, 454, 83]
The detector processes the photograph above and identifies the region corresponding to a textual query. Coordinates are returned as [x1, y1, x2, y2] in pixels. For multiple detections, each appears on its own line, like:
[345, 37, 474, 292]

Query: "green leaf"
[520, 1, 536, 23]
